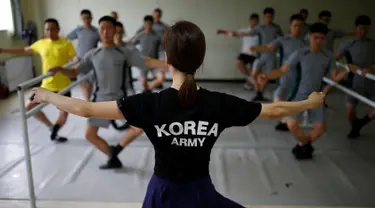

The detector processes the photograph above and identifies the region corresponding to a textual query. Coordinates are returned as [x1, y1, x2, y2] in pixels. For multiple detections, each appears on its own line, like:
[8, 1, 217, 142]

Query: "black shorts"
[237, 53, 256, 65]
[29, 90, 71, 101]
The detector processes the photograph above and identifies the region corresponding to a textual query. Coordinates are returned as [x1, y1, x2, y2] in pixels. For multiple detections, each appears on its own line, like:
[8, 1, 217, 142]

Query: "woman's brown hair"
[164, 21, 206, 108]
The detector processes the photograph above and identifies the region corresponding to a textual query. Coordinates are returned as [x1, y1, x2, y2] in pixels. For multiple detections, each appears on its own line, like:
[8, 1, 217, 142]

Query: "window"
[0, 0, 14, 31]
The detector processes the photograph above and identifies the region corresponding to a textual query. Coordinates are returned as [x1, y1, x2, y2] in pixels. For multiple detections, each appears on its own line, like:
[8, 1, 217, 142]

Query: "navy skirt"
[142, 175, 244, 208]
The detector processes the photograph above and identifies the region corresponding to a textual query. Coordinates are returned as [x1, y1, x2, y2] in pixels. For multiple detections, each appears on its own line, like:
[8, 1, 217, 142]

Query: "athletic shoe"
[53, 136, 68, 143]
[347, 116, 370, 139]
[275, 122, 289, 132]
[292, 143, 314, 160]
[99, 157, 123, 170]
[109, 145, 124, 158]
[50, 125, 60, 140]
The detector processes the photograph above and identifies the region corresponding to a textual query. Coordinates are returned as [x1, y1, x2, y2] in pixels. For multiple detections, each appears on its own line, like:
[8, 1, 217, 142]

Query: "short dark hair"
[80, 9, 92, 16]
[263, 7, 275, 15]
[164, 21, 205, 108]
[98, 16, 116, 25]
[144, 15, 154, 22]
[309, 22, 328, 34]
[290, 14, 304, 23]
[355, 15, 371, 26]
[319, 10, 331, 19]
[44, 18, 60, 29]
[299, 9, 308, 15]
[154, 8, 162, 15]
[114, 21, 123, 28]
[250, 13, 259, 20]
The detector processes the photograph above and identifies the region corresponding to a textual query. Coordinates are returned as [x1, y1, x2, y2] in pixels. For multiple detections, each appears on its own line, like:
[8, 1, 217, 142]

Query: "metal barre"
[323, 77, 375, 108]
[335, 61, 375, 82]
[25, 71, 94, 118]
[17, 61, 80, 90]
[17, 60, 87, 208]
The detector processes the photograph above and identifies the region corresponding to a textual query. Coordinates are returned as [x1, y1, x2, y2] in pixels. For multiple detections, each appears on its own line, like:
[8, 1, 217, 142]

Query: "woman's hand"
[30, 88, 53, 104]
[308, 92, 325, 108]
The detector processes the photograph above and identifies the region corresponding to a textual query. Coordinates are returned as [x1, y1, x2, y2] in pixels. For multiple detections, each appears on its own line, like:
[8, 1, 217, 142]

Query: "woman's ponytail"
[178, 73, 197, 108]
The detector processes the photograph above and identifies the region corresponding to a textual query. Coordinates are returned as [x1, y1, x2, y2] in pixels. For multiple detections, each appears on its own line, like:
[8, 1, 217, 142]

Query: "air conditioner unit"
[0, 56, 34, 92]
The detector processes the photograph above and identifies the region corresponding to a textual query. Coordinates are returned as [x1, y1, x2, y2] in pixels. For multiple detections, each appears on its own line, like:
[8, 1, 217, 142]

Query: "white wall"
[39, 0, 375, 79]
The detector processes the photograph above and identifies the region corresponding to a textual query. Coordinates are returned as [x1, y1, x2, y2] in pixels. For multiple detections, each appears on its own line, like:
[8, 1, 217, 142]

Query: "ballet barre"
[336, 61, 375, 82]
[17, 61, 92, 208]
[323, 77, 375, 108]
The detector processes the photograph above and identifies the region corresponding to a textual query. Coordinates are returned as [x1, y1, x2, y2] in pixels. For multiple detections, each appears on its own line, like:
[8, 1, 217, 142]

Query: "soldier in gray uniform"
[317, 10, 355, 52]
[132, 15, 164, 92]
[49, 16, 167, 169]
[234, 7, 283, 101]
[258, 23, 342, 160]
[251, 14, 306, 131]
[336, 15, 375, 139]
[67, 9, 100, 100]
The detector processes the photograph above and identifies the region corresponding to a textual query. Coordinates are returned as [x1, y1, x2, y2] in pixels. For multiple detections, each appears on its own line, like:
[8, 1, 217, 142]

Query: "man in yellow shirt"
[0, 18, 76, 143]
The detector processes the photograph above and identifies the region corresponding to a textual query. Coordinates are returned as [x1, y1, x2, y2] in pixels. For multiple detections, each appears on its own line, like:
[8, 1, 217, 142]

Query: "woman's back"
[117, 87, 262, 180]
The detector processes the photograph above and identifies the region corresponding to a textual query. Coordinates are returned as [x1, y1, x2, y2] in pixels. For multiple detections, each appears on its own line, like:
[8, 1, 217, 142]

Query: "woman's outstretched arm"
[258, 92, 325, 119]
[31, 88, 124, 120]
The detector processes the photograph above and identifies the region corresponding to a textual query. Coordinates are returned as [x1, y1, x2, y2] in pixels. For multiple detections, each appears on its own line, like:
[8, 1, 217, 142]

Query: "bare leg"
[120, 126, 144, 147]
[251, 69, 260, 91]
[55, 110, 68, 128]
[309, 123, 325, 142]
[236, 60, 249, 76]
[140, 77, 149, 91]
[286, 119, 311, 144]
[149, 71, 165, 89]
[80, 82, 93, 101]
[85, 125, 110, 156]
[346, 102, 357, 122]
[25, 101, 52, 128]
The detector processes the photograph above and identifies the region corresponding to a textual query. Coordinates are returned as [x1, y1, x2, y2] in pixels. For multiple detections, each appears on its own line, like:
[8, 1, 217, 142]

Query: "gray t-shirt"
[250, 23, 283, 45]
[285, 47, 336, 96]
[79, 47, 146, 97]
[270, 35, 305, 64]
[136, 21, 168, 38]
[338, 38, 375, 87]
[67, 26, 100, 57]
[132, 31, 162, 59]
[325, 29, 345, 52]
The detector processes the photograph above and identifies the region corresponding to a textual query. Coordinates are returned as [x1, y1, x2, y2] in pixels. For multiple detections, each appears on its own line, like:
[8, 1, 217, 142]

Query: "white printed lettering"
[207, 123, 218, 137]
[184, 121, 196, 135]
[187, 138, 197, 147]
[180, 138, 187, 146]
[198, 137, 206, 146]
[171, 137, 179, 145]
[197, 121, 208, 136]
[169, 122, 183, 135]
[155, 124, 170, 137]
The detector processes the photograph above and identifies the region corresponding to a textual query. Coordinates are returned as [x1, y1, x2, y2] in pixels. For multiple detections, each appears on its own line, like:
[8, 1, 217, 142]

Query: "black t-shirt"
[117, 88, 262, 181]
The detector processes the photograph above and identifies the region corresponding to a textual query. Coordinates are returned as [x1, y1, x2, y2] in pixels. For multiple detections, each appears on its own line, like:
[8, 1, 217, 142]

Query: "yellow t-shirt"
[30, 38, 76, 92]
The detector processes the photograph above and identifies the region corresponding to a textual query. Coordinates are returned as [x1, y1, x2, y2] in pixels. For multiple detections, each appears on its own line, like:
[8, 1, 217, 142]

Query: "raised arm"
[31, 88, 124, 119]
[0, 47, 34, 55]
[259, 92, 325, 119]
[250, 44, 277, 53]
[48, 48, 92, 78]
[125, 47, 167, 70]
[66, 28, 78, 40]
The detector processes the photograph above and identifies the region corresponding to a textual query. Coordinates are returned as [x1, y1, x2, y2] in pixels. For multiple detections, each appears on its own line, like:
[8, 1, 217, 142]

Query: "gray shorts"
[346, 84, 375, 105]
[87, 94, 123, 128]
[78, 72, 95, 83]
[286, 94, 325, 124]
[253, 53, 277, 73]
[274, 75, 292, 100]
